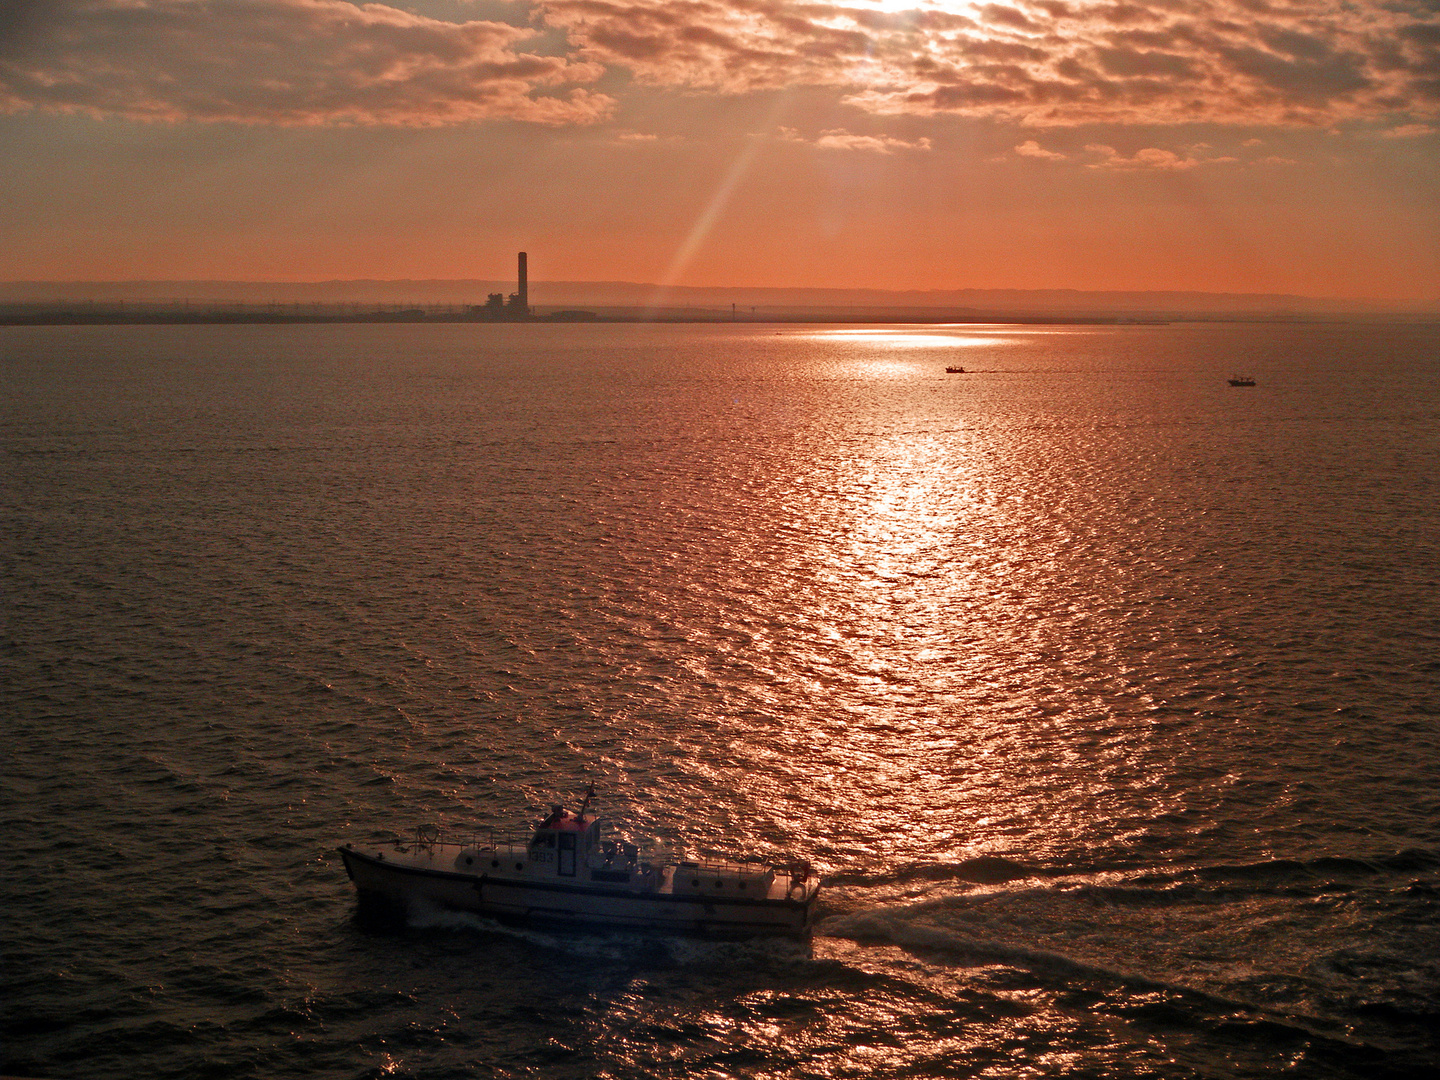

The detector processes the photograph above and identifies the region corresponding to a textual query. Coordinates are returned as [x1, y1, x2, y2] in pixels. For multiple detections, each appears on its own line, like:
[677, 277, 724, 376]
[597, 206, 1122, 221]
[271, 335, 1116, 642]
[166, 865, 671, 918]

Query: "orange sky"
[1, 0, 1437, 299]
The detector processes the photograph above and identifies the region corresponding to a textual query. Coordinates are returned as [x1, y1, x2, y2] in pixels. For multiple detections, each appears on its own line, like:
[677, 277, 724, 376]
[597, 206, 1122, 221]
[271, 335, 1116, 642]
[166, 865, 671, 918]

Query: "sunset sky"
[1, 0, 1437, 298]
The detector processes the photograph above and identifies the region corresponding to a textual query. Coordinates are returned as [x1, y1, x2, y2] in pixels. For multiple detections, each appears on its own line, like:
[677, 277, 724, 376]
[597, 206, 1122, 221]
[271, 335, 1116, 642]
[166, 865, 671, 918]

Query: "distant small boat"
[945, 366, 966, 374]
[1228, 375, 1256, 386]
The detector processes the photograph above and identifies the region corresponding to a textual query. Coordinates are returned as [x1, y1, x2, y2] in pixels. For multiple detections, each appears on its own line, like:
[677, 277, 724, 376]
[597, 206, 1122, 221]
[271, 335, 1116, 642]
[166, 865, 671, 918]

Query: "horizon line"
[3, 278, 1438, 306]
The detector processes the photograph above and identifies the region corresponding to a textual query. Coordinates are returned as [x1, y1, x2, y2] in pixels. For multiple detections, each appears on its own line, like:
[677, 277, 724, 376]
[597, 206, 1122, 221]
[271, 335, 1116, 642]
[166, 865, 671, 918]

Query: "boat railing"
[679, 856, 763, 876]
[400, 825, 534, 854]
[679, 854, 812, 881]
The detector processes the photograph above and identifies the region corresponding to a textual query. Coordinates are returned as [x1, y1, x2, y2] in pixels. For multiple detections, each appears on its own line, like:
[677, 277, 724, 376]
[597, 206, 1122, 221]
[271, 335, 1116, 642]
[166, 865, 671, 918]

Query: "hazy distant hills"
[2, 279, 1435, 316]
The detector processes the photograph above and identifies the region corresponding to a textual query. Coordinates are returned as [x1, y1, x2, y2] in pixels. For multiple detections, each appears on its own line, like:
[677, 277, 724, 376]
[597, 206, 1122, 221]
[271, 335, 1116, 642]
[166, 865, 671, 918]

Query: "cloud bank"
[1084, 143, 1238, 169]
[1, 0, 1436, 127]
[0, 0, 611, 125]
[781, 125, 932, 152]
[1009, 137, 1245, 167]
[542, 0, 1440, 126]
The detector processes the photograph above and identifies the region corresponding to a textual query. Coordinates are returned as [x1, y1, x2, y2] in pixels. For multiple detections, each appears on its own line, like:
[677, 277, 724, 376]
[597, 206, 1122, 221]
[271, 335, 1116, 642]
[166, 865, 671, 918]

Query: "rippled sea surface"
[3, 321, 1439, 1079]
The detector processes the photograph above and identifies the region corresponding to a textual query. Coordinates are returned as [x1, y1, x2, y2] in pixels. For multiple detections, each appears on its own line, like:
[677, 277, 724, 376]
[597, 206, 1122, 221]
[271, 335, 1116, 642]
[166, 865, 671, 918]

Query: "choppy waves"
[3, 321, 1439, 1079]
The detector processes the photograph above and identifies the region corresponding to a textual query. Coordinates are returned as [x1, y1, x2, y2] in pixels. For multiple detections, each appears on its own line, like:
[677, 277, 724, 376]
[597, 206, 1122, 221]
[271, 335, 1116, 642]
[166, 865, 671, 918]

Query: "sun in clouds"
[535, 0, 1440, 127]
[860, 0, 980, 11]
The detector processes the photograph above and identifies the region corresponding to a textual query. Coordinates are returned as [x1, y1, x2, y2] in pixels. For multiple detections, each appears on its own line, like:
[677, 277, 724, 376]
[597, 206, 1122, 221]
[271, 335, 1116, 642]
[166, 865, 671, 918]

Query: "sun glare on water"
[804, 327, 1011, 350]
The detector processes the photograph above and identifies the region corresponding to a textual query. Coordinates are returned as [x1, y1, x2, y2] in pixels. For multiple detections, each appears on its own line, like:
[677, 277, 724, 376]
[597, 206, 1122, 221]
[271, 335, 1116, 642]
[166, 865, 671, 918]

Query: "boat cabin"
[527, 805, 598, 877]
[520, 803, 650, 886]
[516, 802, 776, 897]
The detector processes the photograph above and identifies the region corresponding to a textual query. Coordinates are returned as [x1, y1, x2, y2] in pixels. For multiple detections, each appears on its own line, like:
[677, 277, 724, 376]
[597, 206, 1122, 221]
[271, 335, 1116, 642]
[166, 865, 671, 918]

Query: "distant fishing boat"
[338, 789, 820, 937]
[1228, 375, 1256, 386]
[945, 366, 966, 373]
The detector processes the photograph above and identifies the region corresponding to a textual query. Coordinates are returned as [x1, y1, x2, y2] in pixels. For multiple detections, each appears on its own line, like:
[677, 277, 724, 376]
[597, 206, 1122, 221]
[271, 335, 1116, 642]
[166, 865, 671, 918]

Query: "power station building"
[478, 252, 529, 319]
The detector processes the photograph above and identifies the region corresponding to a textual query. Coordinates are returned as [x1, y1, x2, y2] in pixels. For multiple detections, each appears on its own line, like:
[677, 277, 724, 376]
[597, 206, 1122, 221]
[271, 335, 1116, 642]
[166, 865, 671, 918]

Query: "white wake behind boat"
[338, 793, 821, 937]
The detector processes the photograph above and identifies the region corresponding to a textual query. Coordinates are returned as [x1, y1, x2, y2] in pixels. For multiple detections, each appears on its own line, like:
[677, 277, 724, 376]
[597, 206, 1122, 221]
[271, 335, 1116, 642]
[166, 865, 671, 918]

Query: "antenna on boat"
[577, 783, 595, 820]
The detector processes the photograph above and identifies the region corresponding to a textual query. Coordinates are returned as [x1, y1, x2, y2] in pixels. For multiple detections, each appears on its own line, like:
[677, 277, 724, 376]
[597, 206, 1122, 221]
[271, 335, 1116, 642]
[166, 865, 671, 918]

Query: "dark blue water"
[3, 321, 1438, 1079]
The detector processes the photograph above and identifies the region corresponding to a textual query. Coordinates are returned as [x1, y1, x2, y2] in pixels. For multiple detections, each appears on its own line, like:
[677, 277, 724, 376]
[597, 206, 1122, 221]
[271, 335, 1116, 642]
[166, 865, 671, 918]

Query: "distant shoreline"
[0, 310, 1182, 327]
[3, 280, 1434, 321]
[5, 311, 1438, 326]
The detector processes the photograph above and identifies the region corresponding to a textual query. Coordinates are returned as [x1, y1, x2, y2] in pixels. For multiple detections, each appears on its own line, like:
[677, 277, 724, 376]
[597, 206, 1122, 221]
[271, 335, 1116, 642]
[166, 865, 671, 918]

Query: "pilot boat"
[337, 791, 820, 937]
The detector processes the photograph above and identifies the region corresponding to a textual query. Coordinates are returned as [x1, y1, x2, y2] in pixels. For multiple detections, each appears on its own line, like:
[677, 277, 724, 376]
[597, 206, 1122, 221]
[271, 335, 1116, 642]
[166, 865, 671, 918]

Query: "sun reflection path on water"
[692, 392, 1002, 871]
[561, 322, 1213, 900]
[683, 325, 1187, 885]
[786, 433, 1031, 869]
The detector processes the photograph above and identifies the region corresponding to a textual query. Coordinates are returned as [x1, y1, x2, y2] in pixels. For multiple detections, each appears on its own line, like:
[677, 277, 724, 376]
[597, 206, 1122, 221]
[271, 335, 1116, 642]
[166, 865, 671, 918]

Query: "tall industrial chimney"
[518, 251, 528, 316]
